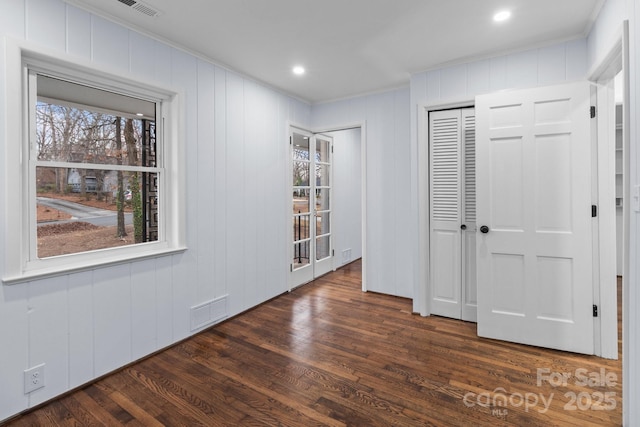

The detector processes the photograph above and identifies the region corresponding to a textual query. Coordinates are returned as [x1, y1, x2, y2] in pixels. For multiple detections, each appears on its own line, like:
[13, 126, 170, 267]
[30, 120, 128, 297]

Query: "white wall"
[0, 0, 311, 421]
[312, 88, 413, 298]
[327, 128, 362, 266]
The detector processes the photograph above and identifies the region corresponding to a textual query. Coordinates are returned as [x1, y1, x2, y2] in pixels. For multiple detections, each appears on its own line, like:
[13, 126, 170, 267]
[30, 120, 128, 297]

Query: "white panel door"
[429, 108, 476, 322]
[475, 82, 594, 354]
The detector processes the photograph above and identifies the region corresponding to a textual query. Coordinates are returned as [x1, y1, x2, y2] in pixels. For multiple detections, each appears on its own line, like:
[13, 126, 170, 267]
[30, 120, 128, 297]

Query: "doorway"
[288, 125, 364, 290]
[290, 129, 334, 286]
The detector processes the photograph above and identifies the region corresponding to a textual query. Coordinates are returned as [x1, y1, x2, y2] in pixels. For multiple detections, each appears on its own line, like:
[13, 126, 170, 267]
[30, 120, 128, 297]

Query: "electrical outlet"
[24, 363, 45, 394]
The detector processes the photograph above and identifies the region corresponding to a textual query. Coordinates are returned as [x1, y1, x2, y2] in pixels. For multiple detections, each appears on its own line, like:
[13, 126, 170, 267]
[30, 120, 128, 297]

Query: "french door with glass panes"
[290, 129, 333, 287]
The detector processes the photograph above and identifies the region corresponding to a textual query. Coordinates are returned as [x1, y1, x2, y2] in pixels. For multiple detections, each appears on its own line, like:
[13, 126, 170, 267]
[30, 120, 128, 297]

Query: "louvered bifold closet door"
[429, 108, 477, 321]
[461, 109, 477, 322]
[429, 109, 463, 319]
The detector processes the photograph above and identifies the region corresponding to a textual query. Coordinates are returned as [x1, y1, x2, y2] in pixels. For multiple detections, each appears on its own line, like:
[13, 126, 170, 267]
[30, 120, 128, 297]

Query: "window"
[3, 45, 185, 283]
[35, 74, 160, 258]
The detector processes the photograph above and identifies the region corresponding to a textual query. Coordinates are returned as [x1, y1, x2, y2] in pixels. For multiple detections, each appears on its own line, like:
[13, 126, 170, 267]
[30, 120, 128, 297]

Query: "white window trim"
[2, 39, 187, 284]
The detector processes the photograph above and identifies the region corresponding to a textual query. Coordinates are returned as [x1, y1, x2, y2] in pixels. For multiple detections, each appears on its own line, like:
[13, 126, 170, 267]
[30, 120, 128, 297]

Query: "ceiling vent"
[115, 0, 162, 17]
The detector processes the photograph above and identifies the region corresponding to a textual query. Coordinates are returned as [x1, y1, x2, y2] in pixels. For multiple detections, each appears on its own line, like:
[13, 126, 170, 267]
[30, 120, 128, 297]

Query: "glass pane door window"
[291, 130, 333, 285]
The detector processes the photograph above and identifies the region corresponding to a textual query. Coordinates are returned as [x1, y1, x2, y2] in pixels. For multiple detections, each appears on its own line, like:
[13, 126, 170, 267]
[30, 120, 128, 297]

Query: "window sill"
[2, 245, 188, 285]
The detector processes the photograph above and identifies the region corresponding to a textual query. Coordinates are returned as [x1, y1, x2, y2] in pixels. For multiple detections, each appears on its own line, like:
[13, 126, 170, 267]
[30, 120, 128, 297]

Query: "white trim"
[2, 38, 186, 284]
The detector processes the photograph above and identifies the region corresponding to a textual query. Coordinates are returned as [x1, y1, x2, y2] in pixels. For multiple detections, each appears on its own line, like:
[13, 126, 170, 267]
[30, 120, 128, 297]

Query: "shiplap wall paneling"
[67, 271, 95, 389]
[92, 264, 132, 378]
[538, 44, 567, 85]
[92, 16, 129, 72]
[130, 31, 157, 80]
[260, 90, 287, 301]
[170, 48, 199, 341]
[412, 40, 588, 108]
[440, 64, 467, 101]
[131, 259, 159, 360]
[66, 6, 91, 58]
[506, 50, 538, 88]
[154, 259, 174, 349]
[154, 42, 173, 87]
[371, 90, 406, 296]
[27, 275, 69, 407]
[26, 0, 66, 50]
[0, 285, 29, 417]
[466, 60, 491, 97]
[393, 89, 413, 297]
[364, 91, 393, 294]
[214, 67, 228, 301]
[225, 71, 248, 316]
[196, 60, 217, 305]
[0, 0, 25, 38]
[244, 81, 264, 308]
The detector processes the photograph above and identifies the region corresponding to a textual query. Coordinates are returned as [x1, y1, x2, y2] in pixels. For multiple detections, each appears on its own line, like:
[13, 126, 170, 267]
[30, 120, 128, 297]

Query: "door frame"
[586, 18, 630, 415]
[416, 100, 475, 318]
[286, 121, 367, 292]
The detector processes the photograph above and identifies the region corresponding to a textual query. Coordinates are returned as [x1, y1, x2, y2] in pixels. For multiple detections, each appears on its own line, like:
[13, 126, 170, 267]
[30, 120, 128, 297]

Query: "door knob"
[460, 224, 467, 230]
[480, 225, 489, 234]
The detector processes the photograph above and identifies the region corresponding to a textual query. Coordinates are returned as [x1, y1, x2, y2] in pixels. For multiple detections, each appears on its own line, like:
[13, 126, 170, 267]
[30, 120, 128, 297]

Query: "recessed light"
[136, 113, 144, 117]
[292, 66, 305, 76]
[493, 10, 511, 22]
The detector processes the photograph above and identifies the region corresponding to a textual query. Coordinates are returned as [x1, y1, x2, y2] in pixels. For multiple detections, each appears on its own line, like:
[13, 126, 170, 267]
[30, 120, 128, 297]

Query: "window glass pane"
[315, 188, 330, 211]
[293, 161, 310, 186]
[293, 189, 310, 213]
[293, 214, 310, 242]
[316, 164, 330, 187]
[292, 133, 310, 156]
[316, 235, 330, 260]
[316, 212, 330, 236]
[35, 102, 154, 167]
[293, 241, 310, 269]
[316, 138, 330, 163]
[36, 167, 158, 258]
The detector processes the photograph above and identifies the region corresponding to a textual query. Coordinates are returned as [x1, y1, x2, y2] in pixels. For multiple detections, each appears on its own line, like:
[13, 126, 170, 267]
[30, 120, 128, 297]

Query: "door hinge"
[290, 264, 293, 272]
[593, 304, 598, 317]
[592, 205, 597, 217]
[590, 106, 596, 118]
[289, 136, 292, 145]
[332, 249, 335, 256]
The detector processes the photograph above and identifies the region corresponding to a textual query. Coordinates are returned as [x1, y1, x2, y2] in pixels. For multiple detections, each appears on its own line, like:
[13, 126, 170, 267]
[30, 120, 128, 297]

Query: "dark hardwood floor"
[4, 260, 622, 426]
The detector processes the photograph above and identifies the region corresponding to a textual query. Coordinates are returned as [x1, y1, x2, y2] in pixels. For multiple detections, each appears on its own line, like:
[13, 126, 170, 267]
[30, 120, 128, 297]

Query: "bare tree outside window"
[35, 96, 158, 258]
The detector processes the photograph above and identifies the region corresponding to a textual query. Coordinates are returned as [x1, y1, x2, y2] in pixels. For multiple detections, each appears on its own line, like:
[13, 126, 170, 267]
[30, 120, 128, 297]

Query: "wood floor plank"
[4, 260, 622, 426]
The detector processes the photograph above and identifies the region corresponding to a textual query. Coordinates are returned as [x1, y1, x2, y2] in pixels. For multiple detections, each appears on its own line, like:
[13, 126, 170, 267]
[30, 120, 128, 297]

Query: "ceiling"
[68, 0, 605, 104]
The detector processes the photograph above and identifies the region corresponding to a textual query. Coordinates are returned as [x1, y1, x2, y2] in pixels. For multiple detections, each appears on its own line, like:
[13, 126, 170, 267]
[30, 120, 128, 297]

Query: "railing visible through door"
[294, 210, 309, 263]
